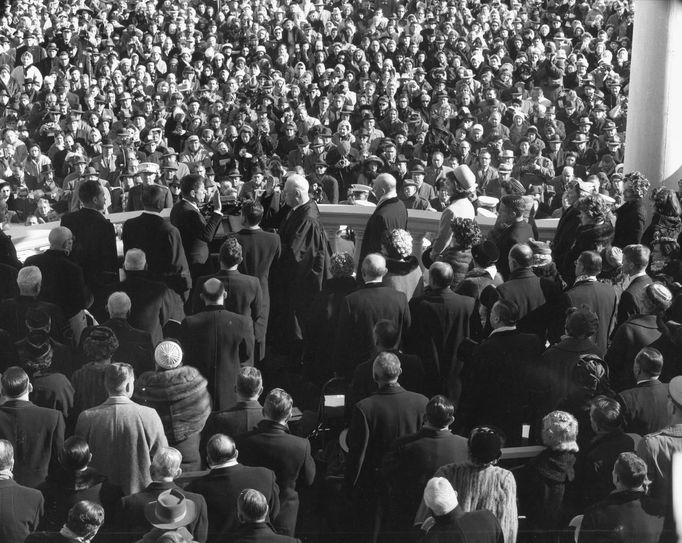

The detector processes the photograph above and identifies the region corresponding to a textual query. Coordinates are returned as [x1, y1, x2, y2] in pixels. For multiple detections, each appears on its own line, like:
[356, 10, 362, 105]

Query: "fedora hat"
[144, 489, 197, 529]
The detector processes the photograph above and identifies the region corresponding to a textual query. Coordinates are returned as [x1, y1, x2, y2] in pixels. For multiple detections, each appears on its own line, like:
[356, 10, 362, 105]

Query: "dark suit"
[230, 522, 300, 543]
[24, 250, 90, 319]
[459, 329, 545, 445]
[0, 263, 18, 301]
[119, 271, 185, 346]
[382, 428, 469, 533]
[101, 318, 154, 375]
[619, 380, 671, 436]
[119, 480, 208, 542]
[566, 279, 618, 354]
[236, 420, 316, 536]
[191, 270, 264, 360]
[554, 205, 581, 279]
[407, 287, 478, 401]
[236, 227, 281, 340]
[125, 184, 173, 212]
[347, 350, 425, 412]
[185, 464, 280, 542]
[613, 200, 647, 249]
[0, 296, 68, 343]
[606, 315, 661, 392]
[422, 506, 504, 543]
[616, 275, 653, 328]
[180, 306, 254, 410]
[170, 199, 222, 277]
[0, 478, 44, 543]
[334, 283, 411, 378]
[202, 400, 264, 446]
[0, 400, 64, 488]
[578, 490, 664, 543]
[357, 196, 407, 275]
[61, 208, 118, 320]
[122, 210, 191, 295]
[496, 268, 550, 320]
[496, 221, 534, 280]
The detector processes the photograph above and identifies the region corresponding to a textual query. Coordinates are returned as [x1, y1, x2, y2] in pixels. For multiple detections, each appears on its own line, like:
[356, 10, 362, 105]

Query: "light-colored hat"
[452, 165, 477, 192]
[669, 376, 682, 407]
[138, 162, 160, 174]
[154, 340, 183, 370]
[542, 410, 579, 452]
[423, 477, 458, 517]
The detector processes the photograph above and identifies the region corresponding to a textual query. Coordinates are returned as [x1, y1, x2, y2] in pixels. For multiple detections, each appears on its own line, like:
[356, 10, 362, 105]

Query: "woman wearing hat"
[613, 171, 650, 249]
[134, 341, 211, 471]
[415, 426, 518, 543]
[518, 411, 581, 543]
[381, 228, 423, 302]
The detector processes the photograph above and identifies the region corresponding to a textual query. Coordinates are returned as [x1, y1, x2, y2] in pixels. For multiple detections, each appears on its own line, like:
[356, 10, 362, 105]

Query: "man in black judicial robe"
[268, 174, 331, 354]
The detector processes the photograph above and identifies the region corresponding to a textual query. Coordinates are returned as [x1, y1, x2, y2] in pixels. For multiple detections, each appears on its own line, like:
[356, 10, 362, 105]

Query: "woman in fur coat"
[134, 341, 211, 471]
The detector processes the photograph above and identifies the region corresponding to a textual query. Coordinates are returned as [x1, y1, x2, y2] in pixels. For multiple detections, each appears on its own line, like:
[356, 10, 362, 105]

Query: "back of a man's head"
[623, 244, 650, 273]
[635, 347, 664, 378]
[0, 439, 14, 471]
[590, 395, 622, 433]
[220, 236, 243, 268]
[426, 395, 455, 428]
[202, 277, 225, 304]
[48, 226, 72, 251]
[180, 174, 203, 197]
[1, 366, 29, 398]
[104, 363, 133, 396]
[491, 300, 520, 327]
[237, 367, 263, 398]
[241, 200, 264, 226]
[141, 184, 166, 212]
[17, 266, 42, 296]
[124, 248, 147, 271]
[509, 243, 533, 270]
[372, 351, 402, 384]
[429, 262, 454, 289]
[374, 173, 397, 195]
[78, 180, 102, 205]
[263, 388, 293, 422]
[107, 291, 131, 318]
[60, 436, 92, 471]
[578, 251, 602, 276]
[361, 253, 387, 282]
[207, 434, 238, 466]
[238, 489, 269, 523]
[373, 319, 399, 350]
[614, 452, 648, 489]
[151, 447, 183, 480]
[65, 501, 105, 538]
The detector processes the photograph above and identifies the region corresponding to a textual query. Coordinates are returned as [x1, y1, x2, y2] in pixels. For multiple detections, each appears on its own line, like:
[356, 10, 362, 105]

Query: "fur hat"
[423, 477, 458, 516]
[155, 341, 183, 370]
[566, 306, 600, 338]
[82, 326, 119, 362]
[528, 238, 552, 267]
[542, 410, 579, 452]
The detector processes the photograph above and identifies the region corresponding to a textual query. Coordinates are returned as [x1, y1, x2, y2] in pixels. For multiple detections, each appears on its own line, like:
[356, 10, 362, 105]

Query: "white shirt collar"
[629, 270, 647, 280]
[142, 210, 162, 216]
[484, 265, 497, 279]
[490, 325, 517, 335]
[210, 459, 239, 469]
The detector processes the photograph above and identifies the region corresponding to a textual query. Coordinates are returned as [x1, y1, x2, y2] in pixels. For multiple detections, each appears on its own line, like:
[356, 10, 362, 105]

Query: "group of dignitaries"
[2, 159, 682, 543]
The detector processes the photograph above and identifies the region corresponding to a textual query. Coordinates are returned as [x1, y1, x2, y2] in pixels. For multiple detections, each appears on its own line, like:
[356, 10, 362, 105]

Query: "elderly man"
[0, 439, 44, 543]
[75, 363, 167, 495]
[616, 245, 653, 328]
[269, 174, 332, 354]
[233, 489, 298, 543]
[125, 162, 173, 211]
[356, 173, 407, 277]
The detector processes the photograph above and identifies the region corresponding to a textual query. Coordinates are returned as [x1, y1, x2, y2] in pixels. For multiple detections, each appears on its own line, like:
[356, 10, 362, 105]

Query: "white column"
[624, 0, 682, 189]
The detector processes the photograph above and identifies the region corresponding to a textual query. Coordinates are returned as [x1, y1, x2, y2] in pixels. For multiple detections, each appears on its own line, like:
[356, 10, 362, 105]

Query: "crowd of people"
[2, 0, 682, 542]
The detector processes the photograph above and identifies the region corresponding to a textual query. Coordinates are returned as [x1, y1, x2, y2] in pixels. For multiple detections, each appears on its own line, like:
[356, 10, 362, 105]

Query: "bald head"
[509, 243, 533, 271]
[207, 434, 238, 466]
[361, 253, 388, 282]
[374, 173, 397, 198]
[202, 278, 226, 305]
[107, 292, 131, 318]
[284, 174, 310, 207]
[48, 226, 73, 252]
[124, 249, 147, 271]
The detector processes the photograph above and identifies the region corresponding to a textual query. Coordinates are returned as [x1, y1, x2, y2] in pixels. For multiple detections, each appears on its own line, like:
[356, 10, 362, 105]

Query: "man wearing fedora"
[138, 488, 199, 543]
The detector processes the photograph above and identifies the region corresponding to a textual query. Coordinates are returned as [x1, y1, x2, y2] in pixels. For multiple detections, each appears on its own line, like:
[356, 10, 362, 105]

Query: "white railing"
[6, 204, 560, 262]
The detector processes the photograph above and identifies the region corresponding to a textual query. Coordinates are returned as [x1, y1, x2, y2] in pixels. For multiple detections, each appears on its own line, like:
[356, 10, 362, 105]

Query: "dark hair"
[614, 452, 648, 488]
[623, 244, 650, 271]
[219, 236, 243, 268]
[263, 388, 293, 421]
[78, 179, 102, 204]
[578, 251, 602, 276]
[179, 173, 204, 196]
[241, 200, 264, 226]
[66, 501, 105, 537]
[426, 395, 455, 428]
[1, 366, 29, 397]
[493, 299, 520, 326]
[236, 367, 262, 397]
[635, 347, 664, 377]
[238, 489, 268, 522]
[207, 434, 237, 465]
[589, 395, 622, 432]
[141, 184, 167, 211]
[104, 363, 133, 395]
[651, 187, 682, 217]
[60, 436, 91, 471]
[373, 319, 399, 349]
